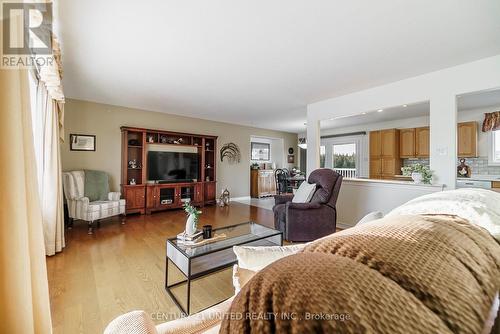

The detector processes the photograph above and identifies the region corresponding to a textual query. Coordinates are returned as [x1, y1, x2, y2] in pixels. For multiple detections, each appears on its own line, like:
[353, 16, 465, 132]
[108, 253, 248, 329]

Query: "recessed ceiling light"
[329, 118, 335, 120]
[361, 112, 367, 115]
[403, 104, 408, 107]
[377, 109, 383, 112]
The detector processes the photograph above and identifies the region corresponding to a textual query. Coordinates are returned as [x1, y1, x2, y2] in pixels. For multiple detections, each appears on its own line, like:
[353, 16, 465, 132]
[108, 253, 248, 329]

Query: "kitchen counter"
[458, 175, 500, 182]
[345, 177, 445, 189]
[337, 178, 445, 229]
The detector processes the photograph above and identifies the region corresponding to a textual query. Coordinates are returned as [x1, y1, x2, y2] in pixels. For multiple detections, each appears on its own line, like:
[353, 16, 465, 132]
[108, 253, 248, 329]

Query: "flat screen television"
[147, 151, 199, 182]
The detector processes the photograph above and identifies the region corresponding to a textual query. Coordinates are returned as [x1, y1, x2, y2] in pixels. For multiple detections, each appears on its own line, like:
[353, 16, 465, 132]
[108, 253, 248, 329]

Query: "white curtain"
[30, 77, 65, 256]
[0, 68, 53, 334]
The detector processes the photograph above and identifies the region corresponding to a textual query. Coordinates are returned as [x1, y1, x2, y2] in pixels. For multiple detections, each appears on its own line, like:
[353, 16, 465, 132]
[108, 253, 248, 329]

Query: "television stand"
[120, 126, 217, 215]
[157, 179, 194, 184]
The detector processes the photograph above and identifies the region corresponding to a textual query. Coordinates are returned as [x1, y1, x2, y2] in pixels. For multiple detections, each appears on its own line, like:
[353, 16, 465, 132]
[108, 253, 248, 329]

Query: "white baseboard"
[230, 196, 251, 202]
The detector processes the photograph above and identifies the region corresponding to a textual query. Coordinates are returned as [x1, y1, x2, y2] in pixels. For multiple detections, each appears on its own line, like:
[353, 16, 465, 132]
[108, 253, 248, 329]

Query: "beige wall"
[61, 99, 298, 198]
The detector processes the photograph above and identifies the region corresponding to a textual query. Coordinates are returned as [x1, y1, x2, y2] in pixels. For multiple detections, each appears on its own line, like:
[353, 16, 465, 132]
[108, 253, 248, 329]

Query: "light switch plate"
[436, 147, 448, 156]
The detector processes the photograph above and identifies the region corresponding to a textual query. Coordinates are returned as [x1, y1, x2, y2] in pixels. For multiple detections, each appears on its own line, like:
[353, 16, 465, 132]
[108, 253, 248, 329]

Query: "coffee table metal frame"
[165, 222, 283, 315]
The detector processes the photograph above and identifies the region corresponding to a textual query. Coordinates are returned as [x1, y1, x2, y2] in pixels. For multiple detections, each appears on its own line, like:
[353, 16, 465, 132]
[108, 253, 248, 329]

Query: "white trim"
[488, 130, 500, 166]
[343, 178, 445, 191]
[230, 196, 251, 202]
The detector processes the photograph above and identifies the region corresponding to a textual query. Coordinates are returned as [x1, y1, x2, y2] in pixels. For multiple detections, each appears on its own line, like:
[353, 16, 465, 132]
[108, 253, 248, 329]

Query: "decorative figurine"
[457, 159, 472, 178]
[128, 159, 137, 169]
[129, 178, 136, 185]
[219, 188, 230, 207]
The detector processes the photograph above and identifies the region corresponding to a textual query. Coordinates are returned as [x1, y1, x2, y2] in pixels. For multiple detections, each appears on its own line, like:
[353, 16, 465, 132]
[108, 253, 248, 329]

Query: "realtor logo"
[2, 1, 53, 68]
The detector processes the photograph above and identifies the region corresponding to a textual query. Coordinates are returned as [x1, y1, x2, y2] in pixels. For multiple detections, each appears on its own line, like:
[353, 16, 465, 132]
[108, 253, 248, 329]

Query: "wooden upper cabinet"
[380, 129, 399, 158]
[369, 129, 400, 179]
[369, 131, 381, 157]
[458, 122, 478, 158]
[400, 129, 415, 158]
[415, 127, 430, 158]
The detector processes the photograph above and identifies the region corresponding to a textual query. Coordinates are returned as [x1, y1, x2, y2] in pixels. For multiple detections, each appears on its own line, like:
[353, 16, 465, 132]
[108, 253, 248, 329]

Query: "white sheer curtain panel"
[30, 77, 65, 256]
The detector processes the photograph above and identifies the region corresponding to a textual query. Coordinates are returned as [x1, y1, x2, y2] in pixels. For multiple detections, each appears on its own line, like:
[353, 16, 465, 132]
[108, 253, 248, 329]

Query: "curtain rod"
[320, 131, 366, 139]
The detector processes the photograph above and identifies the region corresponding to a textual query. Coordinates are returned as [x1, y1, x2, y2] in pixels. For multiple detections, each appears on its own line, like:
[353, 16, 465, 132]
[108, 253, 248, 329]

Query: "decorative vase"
[411, 172, 423, 184]
[185, 214, 197, 236]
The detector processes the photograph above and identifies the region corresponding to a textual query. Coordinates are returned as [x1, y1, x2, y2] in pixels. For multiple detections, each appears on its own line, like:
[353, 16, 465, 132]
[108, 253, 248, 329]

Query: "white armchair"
[62, 171, 126, 234]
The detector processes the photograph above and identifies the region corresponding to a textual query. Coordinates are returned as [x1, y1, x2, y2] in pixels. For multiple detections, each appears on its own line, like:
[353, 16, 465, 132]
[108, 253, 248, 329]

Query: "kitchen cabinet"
[399, 127, 430, 158]
[458, 122, 478, 158]
[369, 131, 381, 157]
[400, 128, 415, 158]
[415, 127, 430, 157]
[398, 122, 476, 159]
[369, 129, 401, 179]
[381, 129, 399, 157]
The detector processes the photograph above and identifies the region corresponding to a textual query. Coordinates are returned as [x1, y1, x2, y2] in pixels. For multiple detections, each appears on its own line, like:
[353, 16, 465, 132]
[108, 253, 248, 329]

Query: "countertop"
[457, 175, 500, 182]
[344, 177, 445, 189]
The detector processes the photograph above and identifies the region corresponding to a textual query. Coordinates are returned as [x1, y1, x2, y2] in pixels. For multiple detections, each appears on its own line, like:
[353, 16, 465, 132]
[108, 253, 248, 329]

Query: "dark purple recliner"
[273, 169, 343, 242]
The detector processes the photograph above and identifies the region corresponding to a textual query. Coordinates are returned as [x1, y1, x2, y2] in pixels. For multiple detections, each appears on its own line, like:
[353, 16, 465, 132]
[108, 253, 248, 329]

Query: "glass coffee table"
[165, 222, 282, 315]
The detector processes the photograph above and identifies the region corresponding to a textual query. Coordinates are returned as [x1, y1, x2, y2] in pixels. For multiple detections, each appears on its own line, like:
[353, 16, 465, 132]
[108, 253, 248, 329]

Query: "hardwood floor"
[46, 202, 275, 334]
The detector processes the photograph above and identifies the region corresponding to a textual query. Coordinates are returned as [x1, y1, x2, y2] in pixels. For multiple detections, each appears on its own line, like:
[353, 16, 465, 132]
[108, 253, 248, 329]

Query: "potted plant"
[401, 164, 433, 184]
[183, 202, 202, 236]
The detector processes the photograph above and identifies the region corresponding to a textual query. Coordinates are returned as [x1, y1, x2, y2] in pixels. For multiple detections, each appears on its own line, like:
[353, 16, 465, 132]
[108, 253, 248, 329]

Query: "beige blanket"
[220, 215, 500, 334]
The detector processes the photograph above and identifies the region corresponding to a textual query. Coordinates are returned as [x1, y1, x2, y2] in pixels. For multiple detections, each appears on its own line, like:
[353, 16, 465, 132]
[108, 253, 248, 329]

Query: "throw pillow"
[84, 170, 110, 202]
[291, 182, 316, 203]
[356, 211, 384, 226]
[233, 244, 306, 271]
[103, 310, 158, 334]
[232, 265, 257, 294]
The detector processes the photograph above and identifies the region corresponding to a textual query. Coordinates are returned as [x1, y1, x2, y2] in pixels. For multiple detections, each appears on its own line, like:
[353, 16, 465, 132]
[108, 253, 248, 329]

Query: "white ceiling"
[320, 102, 430, 129]
[58, 0, 500, 133]
[319, 88, 500, 130]
[458, 89, 500, 111]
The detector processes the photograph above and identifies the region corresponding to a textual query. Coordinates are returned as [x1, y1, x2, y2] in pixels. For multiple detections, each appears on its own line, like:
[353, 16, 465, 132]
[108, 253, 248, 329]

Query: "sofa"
[62, 170, 126, 234]
[273, 168, 343, 241]
[104, 188, 500, 334]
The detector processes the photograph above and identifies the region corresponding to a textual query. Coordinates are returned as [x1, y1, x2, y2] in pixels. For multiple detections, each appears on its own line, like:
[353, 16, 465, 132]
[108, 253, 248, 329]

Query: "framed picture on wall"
[251, 142, 270, 161]
[288, 155, 295, 163]
[70, 134, 96, 151]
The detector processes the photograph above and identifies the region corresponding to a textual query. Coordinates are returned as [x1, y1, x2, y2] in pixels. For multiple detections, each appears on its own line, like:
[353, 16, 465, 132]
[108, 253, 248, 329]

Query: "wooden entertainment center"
[121, 126, 217, 215]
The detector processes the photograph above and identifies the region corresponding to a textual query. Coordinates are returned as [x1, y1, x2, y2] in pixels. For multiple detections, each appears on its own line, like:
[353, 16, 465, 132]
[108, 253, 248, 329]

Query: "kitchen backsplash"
[458, 157, 500, 175]
[402, 158, 430, 168]
[403, 157, 500, 175]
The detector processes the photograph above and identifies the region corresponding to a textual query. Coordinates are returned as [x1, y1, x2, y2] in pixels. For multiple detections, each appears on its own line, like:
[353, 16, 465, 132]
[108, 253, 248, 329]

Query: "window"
[251, 142, 270, 161]
[332, 143, 357, 178]
[490, 130, 500, 165]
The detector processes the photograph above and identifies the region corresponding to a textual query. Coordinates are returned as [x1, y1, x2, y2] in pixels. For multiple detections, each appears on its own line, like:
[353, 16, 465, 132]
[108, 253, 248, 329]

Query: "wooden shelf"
[122, 126, 218, 215]
[147, 142, 199, 148]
